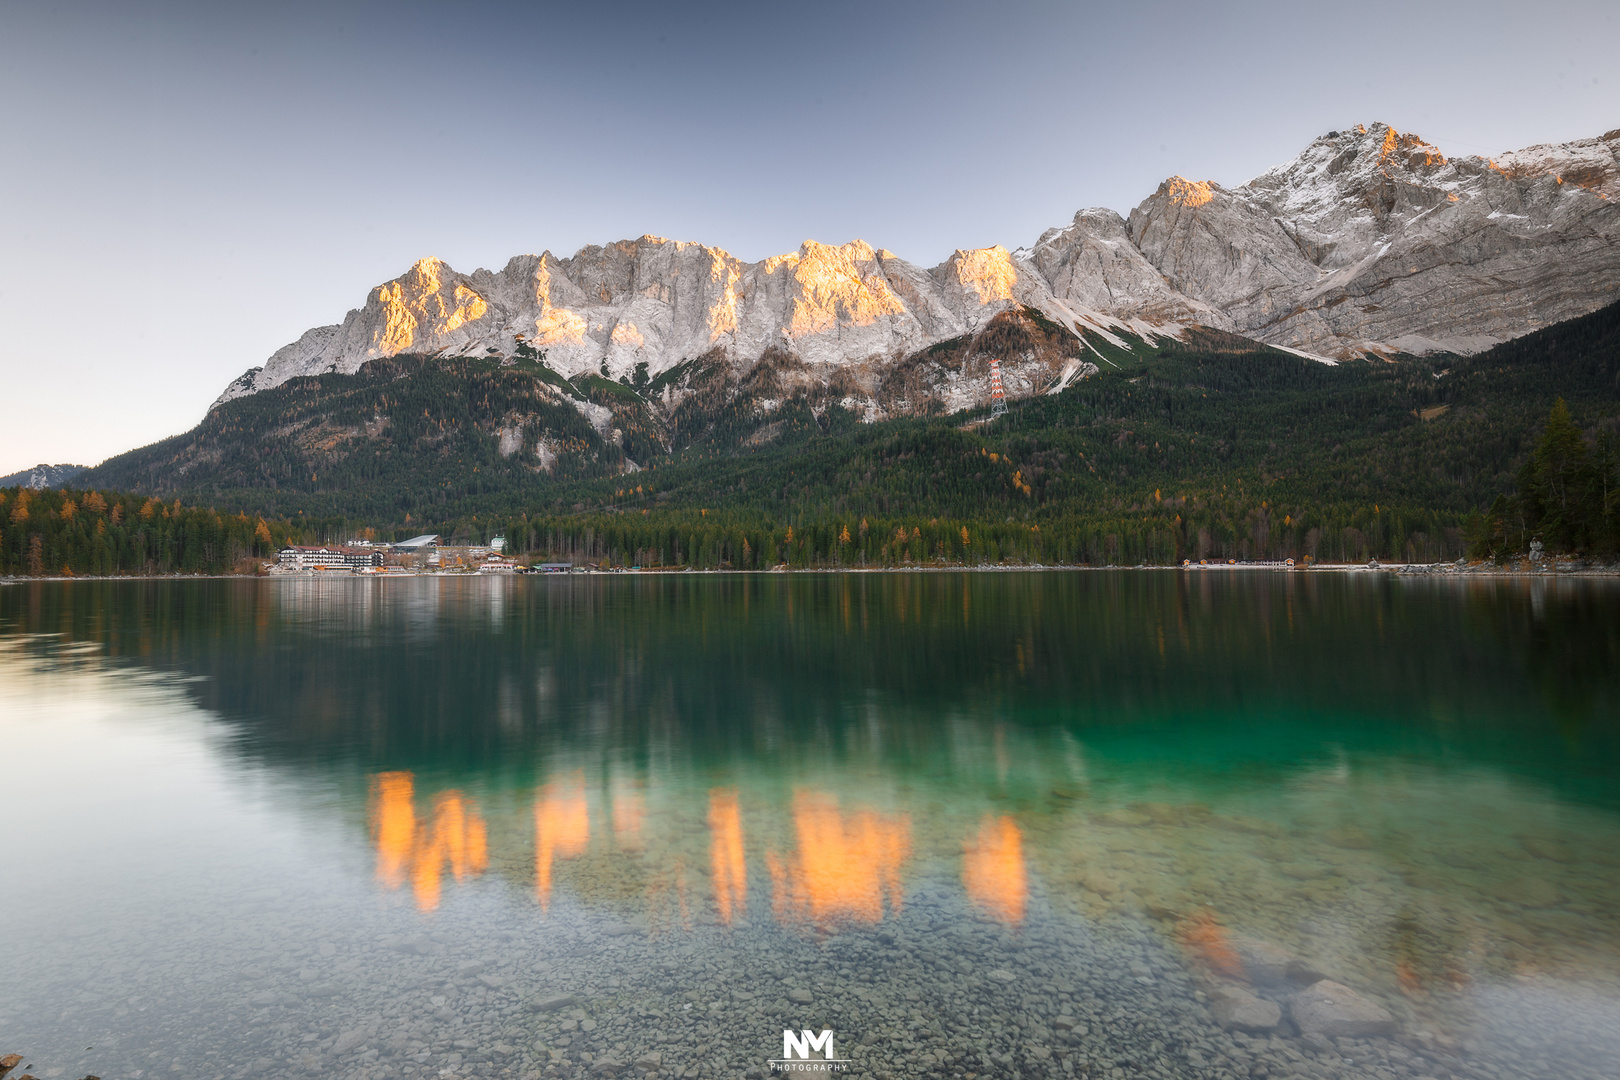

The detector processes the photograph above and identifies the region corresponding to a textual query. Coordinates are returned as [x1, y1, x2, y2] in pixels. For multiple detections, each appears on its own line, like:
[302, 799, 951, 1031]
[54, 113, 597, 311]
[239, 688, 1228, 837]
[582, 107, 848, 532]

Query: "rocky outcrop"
[214, 124, 1620, 407]
[1127, 124, 1620, 357]
[1025, 208, 1230, 329]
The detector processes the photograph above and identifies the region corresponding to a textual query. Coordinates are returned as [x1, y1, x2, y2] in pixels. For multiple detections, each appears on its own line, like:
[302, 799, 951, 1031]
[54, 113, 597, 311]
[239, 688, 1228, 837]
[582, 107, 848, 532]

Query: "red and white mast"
[988, 358, 1008, 417]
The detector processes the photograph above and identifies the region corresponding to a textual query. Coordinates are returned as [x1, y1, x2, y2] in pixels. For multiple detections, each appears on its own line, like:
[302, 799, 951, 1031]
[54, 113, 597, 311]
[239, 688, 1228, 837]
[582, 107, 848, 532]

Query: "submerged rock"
[1288, 979, 1397, 1037]
[1230, 935, 1324, 988]
[530, 993, 581, 1013]
[1208, 985, 1282, 1033]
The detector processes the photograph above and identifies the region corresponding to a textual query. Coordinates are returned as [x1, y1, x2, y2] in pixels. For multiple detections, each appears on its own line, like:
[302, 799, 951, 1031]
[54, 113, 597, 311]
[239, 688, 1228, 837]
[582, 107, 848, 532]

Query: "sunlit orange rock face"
[534, 775, 590, 911]
[943, 246, 1020, 305]
[368, 772, 489, 911]
[1163, 176, 1217, 209]
[962, 814, 1027, 925]
[708, 788, 747, 925]
[767, 792, 910, 929]
[371, 258, 489, 356]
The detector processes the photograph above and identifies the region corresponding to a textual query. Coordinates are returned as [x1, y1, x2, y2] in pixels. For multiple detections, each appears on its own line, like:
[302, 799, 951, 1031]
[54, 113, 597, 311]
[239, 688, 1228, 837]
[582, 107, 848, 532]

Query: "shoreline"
[5, 560, 1620, 584]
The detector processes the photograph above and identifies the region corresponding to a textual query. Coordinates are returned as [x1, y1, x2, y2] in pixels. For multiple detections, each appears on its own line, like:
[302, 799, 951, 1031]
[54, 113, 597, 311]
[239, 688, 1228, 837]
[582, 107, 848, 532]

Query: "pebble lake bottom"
[1, 572, 1617, 1080]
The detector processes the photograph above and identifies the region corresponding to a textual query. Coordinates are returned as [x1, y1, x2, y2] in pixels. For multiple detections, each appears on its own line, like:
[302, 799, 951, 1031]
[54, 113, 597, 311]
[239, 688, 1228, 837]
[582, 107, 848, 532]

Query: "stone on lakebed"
[1208, 985, 1281, 1033]
[1288, 979, 1397, 1038]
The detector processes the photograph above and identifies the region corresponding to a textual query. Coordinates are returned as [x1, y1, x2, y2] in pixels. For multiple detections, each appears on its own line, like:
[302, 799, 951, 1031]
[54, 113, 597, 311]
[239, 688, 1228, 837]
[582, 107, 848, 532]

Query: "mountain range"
[0, 463, 88, 490]
[49, 120, 1620, 559]
[214, 121, 1620, 425]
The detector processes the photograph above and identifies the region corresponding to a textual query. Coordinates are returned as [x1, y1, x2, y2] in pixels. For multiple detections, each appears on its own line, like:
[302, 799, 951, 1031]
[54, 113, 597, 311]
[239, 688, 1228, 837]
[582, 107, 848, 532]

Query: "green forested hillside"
[62, 298, 1620, 569]
[0, 488, 293, 577]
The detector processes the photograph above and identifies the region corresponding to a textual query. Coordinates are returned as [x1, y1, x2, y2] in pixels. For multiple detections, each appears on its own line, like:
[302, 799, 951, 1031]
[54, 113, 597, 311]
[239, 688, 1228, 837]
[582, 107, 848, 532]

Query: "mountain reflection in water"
[3, 573, 1619, 1080]
[369, 773, 489, 911]
[366, 772, 997, 928]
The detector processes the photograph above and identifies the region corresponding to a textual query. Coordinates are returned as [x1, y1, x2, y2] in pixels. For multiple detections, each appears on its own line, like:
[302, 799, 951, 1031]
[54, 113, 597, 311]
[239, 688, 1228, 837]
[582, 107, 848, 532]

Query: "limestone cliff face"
[1125, 123, 1620, 356]
[252, 240, 750, 395]
[1026, 207, 1232, 329]
[220, 235, 1142, 405]
[217, 123, 1620, 405]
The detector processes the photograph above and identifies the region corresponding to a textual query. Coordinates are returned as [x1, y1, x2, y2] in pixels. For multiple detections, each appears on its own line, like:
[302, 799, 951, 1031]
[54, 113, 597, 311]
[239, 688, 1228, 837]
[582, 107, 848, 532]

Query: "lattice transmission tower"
[988, 358, 1009, 418]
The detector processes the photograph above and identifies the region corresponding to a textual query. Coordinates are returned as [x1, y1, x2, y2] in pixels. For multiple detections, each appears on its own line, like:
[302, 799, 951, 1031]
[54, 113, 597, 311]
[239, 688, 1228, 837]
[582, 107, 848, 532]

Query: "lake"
[1, 572, 1618, 1080]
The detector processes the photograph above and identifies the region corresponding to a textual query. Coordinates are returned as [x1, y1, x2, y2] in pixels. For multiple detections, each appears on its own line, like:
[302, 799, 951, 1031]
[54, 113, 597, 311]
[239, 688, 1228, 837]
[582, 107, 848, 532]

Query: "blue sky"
[1, 0, 1616, 473]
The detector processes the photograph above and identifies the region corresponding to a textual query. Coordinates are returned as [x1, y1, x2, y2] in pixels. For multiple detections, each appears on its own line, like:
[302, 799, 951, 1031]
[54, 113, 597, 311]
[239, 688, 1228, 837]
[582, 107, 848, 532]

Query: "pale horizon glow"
[1, 0, 1616, 474]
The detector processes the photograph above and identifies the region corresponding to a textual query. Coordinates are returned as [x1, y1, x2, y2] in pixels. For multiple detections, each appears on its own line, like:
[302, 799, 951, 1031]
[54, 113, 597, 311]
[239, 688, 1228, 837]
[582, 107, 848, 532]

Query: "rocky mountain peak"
[1159, 177, 1218, 208]
[213, 124, 1620, 407]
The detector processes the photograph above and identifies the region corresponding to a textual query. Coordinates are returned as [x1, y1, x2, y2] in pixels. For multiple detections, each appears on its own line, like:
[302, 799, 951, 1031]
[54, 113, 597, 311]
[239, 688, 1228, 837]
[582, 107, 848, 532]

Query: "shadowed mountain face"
[215, 124, 1619, 413]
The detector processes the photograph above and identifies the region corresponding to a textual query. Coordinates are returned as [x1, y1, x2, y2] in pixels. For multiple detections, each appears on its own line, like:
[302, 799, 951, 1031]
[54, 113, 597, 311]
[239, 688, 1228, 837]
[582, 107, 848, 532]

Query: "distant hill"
[0, 463, 88, 490]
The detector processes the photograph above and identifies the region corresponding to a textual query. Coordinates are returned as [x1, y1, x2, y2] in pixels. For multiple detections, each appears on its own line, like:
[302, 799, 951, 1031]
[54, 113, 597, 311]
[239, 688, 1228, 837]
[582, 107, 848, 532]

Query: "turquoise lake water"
[1, 572, 1617, 1080]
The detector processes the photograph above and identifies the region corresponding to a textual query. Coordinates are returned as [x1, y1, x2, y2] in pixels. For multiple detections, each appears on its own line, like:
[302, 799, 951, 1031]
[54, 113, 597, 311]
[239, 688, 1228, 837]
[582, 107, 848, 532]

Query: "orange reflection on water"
[1178, 909, 1241, 978]
[611, 779, 646, 850]
[708, 788, 747, 924]
[372, 772, 417, 889]
[767, 792, 910, 928]
[535, 774, 589, 911]
[962, 814, 1027, 925]
[413, 790, 489, 910]
[368, 772, 489, 911]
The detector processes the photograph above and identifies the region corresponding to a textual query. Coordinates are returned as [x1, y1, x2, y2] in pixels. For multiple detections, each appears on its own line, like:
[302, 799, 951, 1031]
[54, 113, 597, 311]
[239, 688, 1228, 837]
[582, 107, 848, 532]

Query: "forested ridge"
[0, 489, 295, 577]
[11, 298, 1614, 575]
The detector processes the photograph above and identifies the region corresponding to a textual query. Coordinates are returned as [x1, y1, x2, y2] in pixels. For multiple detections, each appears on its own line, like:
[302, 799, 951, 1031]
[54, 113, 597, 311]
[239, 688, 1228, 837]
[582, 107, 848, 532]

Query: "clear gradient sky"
[1, 0, 1615, 474]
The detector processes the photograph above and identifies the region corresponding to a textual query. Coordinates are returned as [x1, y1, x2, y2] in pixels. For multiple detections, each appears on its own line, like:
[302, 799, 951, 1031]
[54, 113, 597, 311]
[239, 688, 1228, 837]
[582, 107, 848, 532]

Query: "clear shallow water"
[1, 572, 1618, 1080]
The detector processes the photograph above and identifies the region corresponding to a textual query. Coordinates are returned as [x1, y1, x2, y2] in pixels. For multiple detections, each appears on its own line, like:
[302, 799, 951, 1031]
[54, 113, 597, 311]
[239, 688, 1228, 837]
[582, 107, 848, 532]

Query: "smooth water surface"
[2, 572, 1618, 1080]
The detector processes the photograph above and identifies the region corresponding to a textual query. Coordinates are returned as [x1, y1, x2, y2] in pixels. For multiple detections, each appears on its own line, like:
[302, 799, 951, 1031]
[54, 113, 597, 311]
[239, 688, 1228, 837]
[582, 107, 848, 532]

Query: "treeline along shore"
[1, 471, 1610, 577]
[0, 488, 294, 577]
[3, 402, 1615, 576]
